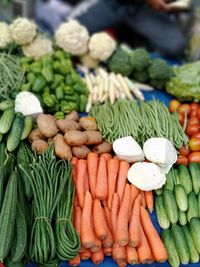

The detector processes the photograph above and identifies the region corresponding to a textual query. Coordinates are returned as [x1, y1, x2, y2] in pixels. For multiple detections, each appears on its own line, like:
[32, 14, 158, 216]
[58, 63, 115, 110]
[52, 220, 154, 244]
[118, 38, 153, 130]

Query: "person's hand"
[146, 0, 170, 11]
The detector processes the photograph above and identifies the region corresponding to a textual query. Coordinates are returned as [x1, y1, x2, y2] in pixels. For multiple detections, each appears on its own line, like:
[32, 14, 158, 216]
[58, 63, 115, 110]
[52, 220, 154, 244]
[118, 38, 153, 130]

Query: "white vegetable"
[80, 53, 99, 68]
[125, 78, 144, 101]
[128, 162, 166, 191]
[0, 22, 13, 48]
[113, 136, 144, 163]
[116, 74, 133, 100]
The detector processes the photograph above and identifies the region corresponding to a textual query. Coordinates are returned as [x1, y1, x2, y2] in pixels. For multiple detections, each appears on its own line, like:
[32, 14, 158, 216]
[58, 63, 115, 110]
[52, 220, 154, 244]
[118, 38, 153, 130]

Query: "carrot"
[144, 191, 154, 213]
[107, 158, 120, 209]
[102, 230, 114, 248]
[85, 167, 90, 192]
[81, 191, 96, 248]
[112, 243, 126, 263]
[73, 206, 81, 236]
[111, 193, 120, 236]
[73, 194, 78, 207]
[141, 191, 146, 208]
[128, 184, 140, 221]
[129, 193, 142, 247]
[104, 206, 112, 232]
[115, 184, 131, 246]
[91, 237, 102, 253]
[116, 261, 127, 267]
[101, 153, 112, 161]
[140, 206, 168, 262]
[68, 254, 81, 266]
[103, 247, 112, 256]
[126, 246, 139, 265]
[137, 224, 154, 264]
[80, 249, 91, 260]
[71, 156, 78, 185]
[76, 159, 87, 208]
[91, 249, 104, 265]
[87, 152, 98, 198]
[116, 161, 130, 204]
[102, 200, 107, 207]
[95, 155, 108, 200]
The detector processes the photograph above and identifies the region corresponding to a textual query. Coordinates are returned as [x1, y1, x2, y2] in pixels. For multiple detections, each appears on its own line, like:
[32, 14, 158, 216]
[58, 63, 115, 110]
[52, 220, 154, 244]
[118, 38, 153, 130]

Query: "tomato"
[189, 109, 198, 118]
[188, 152, 200, 163]
[191, 132, 200, 139]
[186, 124, 200, 136]
[187, 117, 200, 126]
[189, 137, 200, 151]
[179, 145, 190, 157]
[190, 102, 199, 111]
[197, 107, 200, 120]
[178, 104, 190, 115]
[179, 113, 185, 125]
[176, 155, 188, 166]
[169, 99, 181, 113]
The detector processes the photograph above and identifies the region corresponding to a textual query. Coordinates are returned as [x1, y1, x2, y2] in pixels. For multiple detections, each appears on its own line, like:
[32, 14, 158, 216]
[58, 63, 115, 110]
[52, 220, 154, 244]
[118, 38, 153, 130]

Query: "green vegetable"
[190, 217, 200, 253]
[163, 189, 178, 224]
[21, 116, 33, 140]
[174, 184, 188, 212]
[188, 162, 200, 195]
[132, 70, 149, 83]
[150, 79, 166, 90]
[182, 225, 199, 263]
[63, 86, 74, 95]
[54, 111, 65, 120]
[32, 75, 46, 93]
[54, 49, 67, 60]
[64, 94, 79, 103]
[55, 85, 64, 100]
[51, 74, 64, 90]
[27, 73, 36, 84]
[42, 54, 53, 68]
[42, 92, 56, 108]
[164, 169, 174, 191]
[148, 58, 172, 81]
[155, 188, 163, 195]
[21, 83, 31, 91]
[155, 195, 170, 229]
[187, 192, 198, 222]
[61, 101, 77, 114]
[20, 56, 32, 65]
[30, 61, 42, 74]
[0, 108, 15, 134]
[73, 84, 88, 95]
[179, 211, 187, 226]
[130, 48, 150, 71]
[79, 94, 87, 112]
[0, 100, 14, 111]
[42, 66, 54, 83]
[178, 164, 192, 194]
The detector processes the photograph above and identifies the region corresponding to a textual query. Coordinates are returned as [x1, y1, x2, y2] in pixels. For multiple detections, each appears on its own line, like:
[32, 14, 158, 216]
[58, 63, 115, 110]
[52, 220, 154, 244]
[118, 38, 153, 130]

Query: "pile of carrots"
[69, 152, 168, 267]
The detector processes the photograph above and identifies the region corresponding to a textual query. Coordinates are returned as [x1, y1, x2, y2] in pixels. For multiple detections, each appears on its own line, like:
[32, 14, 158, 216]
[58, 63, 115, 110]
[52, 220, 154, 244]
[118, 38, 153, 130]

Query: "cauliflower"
[55, 20, 89, 55]
[0, 22, 13, 48]
[22, 35, 53, 59]
[80, 53, 99, 69]
[10, 18, 37, 45]
[88, 32, 116, 61]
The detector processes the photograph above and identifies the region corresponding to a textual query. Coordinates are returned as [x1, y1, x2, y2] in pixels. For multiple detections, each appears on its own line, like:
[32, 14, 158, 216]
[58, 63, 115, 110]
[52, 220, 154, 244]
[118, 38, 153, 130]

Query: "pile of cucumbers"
[0, 100, 33, 152]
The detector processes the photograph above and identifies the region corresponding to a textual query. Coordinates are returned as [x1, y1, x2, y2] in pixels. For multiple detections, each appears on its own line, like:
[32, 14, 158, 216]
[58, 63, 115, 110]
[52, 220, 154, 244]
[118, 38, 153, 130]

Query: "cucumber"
[5, 257, 26, 267]
[171, 224, 189, 264]
[6, 113, 25, 152]
[178, 164, 192, 194]
[0, 142, 6, 209]
[21, 116, 33, 140]
[164, 169, 174, 191]
[178, 211, 187, 226]
[187, 192, 198, 222]
[155, 188, 163, 195]
[189, 217, 200, 253]
[174, 169, 180, 185]
[0, 100, 14, 111]
[174, 184, 188, 212]
[163, 189, 178, 224]
[161, 229, 180, 267]
[155, 195, 170, 229]
[0, 108, 15, 134]
[182, 225, 199, 263]
[188, 162, 200, 195]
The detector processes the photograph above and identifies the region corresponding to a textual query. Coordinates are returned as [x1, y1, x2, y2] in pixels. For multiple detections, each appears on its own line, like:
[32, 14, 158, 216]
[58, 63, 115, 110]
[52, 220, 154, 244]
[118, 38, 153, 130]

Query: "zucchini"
[178, 211, 187, 226]
[164, 169, 174, 191]
[178, 164, 192, 194]
[171, 224, 189, 264]
[188, 162, 200, 195]
[187, 192, 198, 222]
[174, 184, 188, 212]
[163, 189, 178, 224]
[182, 225, 199, 263]
[155, 195, 170, 229]
[189, 217, 200, 253]
[0, 100, 14, 111]
[155, 188, 163, 195]
[0, 108, 15, 134]
[6, 113, 25, 152]
[161, 229, 180, 267]
[21, 116, 33, 140]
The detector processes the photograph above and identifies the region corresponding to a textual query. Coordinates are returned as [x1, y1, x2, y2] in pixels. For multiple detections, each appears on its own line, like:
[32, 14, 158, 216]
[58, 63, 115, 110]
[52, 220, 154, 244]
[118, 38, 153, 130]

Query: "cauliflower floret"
[22, 35, 53, 59]
[0, 22, 13, 48]
[55, 20, 89, 55]
[10, 18, 37, 45]
[80, 53, 99, 69]
[88, 32, 116, 61]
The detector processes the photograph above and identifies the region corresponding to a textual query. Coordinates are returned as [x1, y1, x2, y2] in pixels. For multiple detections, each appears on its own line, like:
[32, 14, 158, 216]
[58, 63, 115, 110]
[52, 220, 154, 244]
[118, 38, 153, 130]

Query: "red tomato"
[187, 117, 200, 126]
[179, 113, 185, 125]
[186, 124, 200, 136]
[191, 132, 200, 139]
[169, 99, 181, 113]
[176, 155, 188, 166]
[178, 104, 190, 115]
[197, 108, 200, 120]
[188, 152, 200, 163]
[190, 102, 199, 111]
[189, 109, 198, 118]
[189, 138, 200, 151]
[179, 146, 190, 157]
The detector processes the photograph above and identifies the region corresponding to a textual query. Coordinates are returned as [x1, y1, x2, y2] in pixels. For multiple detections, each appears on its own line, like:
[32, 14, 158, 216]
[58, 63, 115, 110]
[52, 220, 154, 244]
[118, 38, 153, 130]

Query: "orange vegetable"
[128, 184, 140, 221]
[87, 152, 99, 198]
[104, 206, 112, 231]
[101, 153, 112, 161]
[76, 159, 87, 208]
[80, 249, 91, 260]
[95, 155, 108, 200]
[111, 193, 120, 236]
[126, 245, 139, 265]
[141, 191, 146, 208]
[144, 191, 154, 213]
[112, 243, 126, 263]
[103, 247, 112, 256]
[116, 161, 130, 204]
[71, 156, 78, 185]
[102, 230, 114, 248]
[85, 168, 90, 192]
[73, 206, 81, 236]
[91, 249, 104, 265]
[68, 254, 81, 266]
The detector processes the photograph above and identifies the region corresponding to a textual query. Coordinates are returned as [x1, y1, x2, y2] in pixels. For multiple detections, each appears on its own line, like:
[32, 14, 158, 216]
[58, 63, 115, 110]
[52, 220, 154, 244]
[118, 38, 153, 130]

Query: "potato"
[31, 140, 48, 154]
[56, 119, 81, 133]
[85, 131, 103, 145]
[72, 145, 90, 159]
[37, 114, 58, 138]
[79, 117, 98, 130]
[65, 111, 79, 122]
[53, 134, 72, 160]
[93, 141, 112, 154]
[64, 130, 88, 146]
[28, 128, 46, 143]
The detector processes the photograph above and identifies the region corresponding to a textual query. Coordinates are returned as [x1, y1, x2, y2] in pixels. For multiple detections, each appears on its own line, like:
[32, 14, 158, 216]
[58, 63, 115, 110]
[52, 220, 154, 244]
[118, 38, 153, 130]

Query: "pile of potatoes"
[28, 111, 112, 159]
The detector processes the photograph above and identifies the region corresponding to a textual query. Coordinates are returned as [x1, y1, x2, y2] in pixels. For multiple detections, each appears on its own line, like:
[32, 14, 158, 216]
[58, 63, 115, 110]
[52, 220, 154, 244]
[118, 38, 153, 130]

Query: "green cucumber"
[155, 188, 163, 195]
[178, 211, 187, 226]
[155, 195, 170, 229]
[189, 217, 200, 253]
[178, 164, 192, 194]
[174, 169, 180, 185]
[188, 162, 200, 195]
[163, 189, 178, 224]
[21, 116, 33, 140]
[182, 225, 199, 263]
[174, 184, 188, 212]
[5, 257, 26, 267]
[187, 192, 198, 222]
[161, 229, 180, 267]
[171, 224, 189, 264]
[0, 100, 14, 111]
[0, 108, 15, 134]
[164, 169, 174, 191]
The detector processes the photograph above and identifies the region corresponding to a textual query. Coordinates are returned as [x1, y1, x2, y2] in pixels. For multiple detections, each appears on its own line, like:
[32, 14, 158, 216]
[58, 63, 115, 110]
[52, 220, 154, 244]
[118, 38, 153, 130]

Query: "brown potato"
[72, 145, 90, 159]
[64, 130, 88, 146]
[93, 141, 112, 154]
[56, 119, 81, 133]
[37, 114, 58, 138]
[53, 134, 72, 160]
[28, 128, 46, 143]
[65, 111, 79, 122]
[31, 140, 48, 154]
[79, 117, 98, 131]
[85, 131, 103, 145]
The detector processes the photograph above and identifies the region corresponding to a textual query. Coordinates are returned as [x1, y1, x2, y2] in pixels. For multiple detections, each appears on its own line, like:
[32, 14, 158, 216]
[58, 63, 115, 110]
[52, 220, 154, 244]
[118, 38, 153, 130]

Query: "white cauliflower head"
[55, 20, 89, 55]
[10, 18, 37, 45]
[22, 35, 53, 59]
[0, 22, 13, 48]
[89, 32, 116, 61]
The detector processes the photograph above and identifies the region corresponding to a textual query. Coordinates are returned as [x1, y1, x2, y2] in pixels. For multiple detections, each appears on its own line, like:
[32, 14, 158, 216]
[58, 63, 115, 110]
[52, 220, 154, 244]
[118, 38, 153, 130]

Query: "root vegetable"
[28, 128, 46, 143]
[56, 119, 81, 133]
[64, 130, 88, 146]
[93, 141, 112, 154]
[31, 139, 48, 154]
[72, 145, 90, 159]
[85, 131, 103, 145]
[79, 117, 98, 130]
[65, 111, 79, 121]
[37, 114, 58, 138]
[53, 134, 72, 160]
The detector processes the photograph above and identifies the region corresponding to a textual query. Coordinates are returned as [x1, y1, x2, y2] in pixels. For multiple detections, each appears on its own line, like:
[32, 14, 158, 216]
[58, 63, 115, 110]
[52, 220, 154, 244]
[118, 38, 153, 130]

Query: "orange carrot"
[126, 246, 139, 265]
[73, 206, 81, 236]
[103, 247, 112, 256]
[144, 191, 154, 213]
[87, 152, 99, 198]
[76, 159, 87, 208]
[115, 184, 131, 246]
[102, 200, 107, 207]
[68, 254, 81, 266]
[116, 161, 130, 204]
[104, 206, 112, 232]
[91, 237, 102, 253]
[141, 191, 146, 208]
[116, 261, 127, 267]
[112, 243, 126, 263]
[71, 156, 78, 185]
[140, 206, 168, 262]
[95, 155, 108, 200]
[81, 191, 96, 248]
[128, 184, 140, 221]
[102, 230, 114, 248]
[73, 194, 78, 207]
[85, 168, 90, 192]
[111, 193, 120, 236]
[91, 249, 104, 265]
[129, 194, 142, 247]
[107, 158, 120, 209]
[101, 153, 112, 161]
[80, 249, 91, 260]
